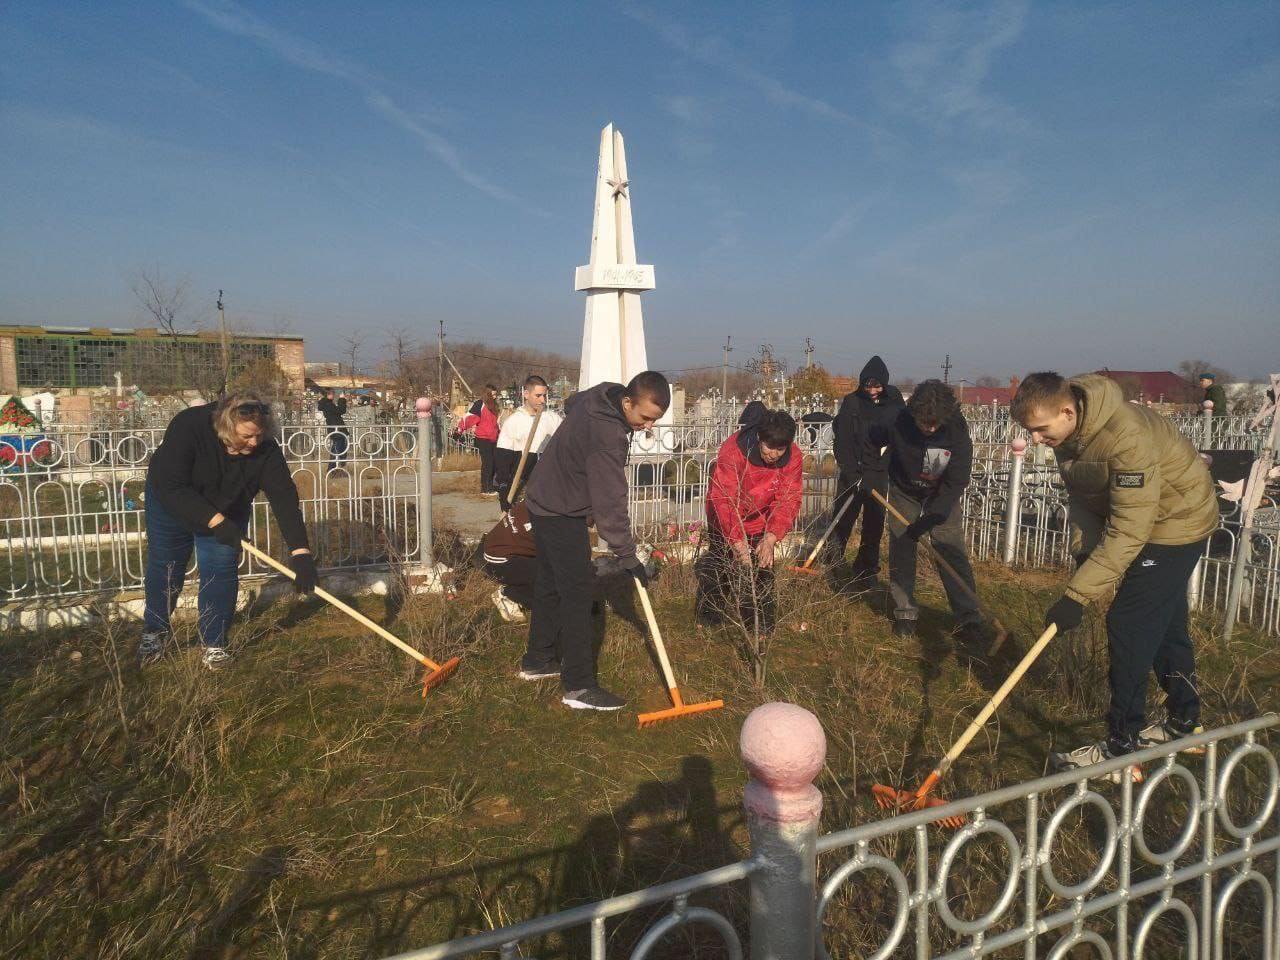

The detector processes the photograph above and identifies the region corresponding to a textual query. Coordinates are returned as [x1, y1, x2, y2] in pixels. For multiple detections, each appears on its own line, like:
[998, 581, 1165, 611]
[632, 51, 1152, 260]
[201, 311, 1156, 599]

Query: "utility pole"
[217, 289, 230, 396]
[941, 354, 953, 384]
[804, 337, 814, 369]
[722, 335, 733, 398]
[437, 319, 445, 400]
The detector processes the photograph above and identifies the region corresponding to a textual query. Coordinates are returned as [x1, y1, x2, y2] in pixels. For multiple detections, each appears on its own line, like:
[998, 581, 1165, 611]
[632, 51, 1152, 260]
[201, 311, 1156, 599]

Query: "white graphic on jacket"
[919, 447, 952, 486]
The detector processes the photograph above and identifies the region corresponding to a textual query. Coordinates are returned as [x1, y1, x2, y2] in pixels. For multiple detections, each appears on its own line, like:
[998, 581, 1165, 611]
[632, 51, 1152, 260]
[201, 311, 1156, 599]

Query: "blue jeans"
[143, 486, 241, 649]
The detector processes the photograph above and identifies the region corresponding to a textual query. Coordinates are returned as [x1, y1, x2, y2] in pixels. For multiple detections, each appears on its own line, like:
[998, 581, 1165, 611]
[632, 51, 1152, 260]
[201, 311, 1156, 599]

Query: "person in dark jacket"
[520, 371, 670, 711]
[871, 379, 984, 642]
[1199, 374, 1228, 417]
[456, 385, 502, 494]
[317, 388, 350, 469]
[141, 396, 317, 670]
[697, 407, 803, 635]
[477, 501, 538, 622]
[824, 356, 906, 579]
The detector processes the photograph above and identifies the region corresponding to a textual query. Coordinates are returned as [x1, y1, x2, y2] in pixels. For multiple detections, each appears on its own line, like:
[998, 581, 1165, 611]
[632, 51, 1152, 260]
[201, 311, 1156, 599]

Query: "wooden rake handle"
[869, 487, 1007, 637]
[928, 624, 1058, 783]
[239, 540, 440, 670]
[632, 575, 680, 693]
[507, 408, 542, 506]
[798, 478, 861, 569]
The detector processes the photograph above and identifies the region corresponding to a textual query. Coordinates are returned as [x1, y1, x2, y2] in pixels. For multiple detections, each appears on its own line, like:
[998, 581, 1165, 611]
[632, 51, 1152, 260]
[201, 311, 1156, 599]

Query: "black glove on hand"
[289, 552, 318, 595]
[904, 513, 944, 542]
[1044, 595, 1084, 632]
[211, 518, 242, 549]
[622, 555, 649, 588]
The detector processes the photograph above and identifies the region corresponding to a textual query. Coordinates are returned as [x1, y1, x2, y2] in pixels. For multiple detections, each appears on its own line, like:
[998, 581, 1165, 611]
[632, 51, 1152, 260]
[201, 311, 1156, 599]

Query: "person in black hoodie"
[871, 379, 985, 642]
[141, 396, 317, 670]
[520, 371, 670, 711]
[824, 356, 906, 579]
[317, 388, 349, 469]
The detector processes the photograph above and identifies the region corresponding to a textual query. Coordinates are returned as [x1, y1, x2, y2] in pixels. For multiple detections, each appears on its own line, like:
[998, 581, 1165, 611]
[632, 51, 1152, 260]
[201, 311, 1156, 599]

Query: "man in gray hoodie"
[520, 370, 671, 710]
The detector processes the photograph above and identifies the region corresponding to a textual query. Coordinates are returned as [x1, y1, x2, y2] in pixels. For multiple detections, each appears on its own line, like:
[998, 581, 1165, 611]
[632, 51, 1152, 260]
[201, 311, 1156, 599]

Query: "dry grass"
[1, 543, 1275, 959]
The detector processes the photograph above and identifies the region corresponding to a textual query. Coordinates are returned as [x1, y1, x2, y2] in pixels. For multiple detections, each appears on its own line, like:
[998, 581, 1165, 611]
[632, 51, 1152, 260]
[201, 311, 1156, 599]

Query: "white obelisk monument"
[575, 123, 671, 426]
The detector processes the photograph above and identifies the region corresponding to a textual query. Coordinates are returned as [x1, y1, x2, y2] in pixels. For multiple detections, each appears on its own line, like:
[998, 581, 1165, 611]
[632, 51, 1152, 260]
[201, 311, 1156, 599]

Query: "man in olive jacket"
[1013, 372, 1218, 780]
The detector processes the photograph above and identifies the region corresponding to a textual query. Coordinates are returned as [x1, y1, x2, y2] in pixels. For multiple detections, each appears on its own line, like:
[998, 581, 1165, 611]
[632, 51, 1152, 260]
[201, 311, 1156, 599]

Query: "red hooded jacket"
[706, 429, 803, 543]
[457, 398, 500, 442]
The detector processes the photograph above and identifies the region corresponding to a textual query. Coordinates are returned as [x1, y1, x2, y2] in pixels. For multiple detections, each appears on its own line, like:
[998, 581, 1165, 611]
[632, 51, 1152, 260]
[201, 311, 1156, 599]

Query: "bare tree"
[341, 331, 366, 388]
[975, 375, 1004, 387]
[131, 269, 190, 337]
[1178, 359, 1234, 383]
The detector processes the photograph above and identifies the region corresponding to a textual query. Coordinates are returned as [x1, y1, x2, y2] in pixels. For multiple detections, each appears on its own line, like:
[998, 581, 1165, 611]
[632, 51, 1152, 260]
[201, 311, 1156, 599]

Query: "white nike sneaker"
[1138, 717, 1206, 755]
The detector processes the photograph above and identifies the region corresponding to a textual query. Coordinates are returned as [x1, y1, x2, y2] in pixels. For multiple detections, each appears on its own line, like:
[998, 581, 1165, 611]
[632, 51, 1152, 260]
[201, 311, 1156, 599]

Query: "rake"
[869, 487, 1011, 653]
[790, 479, 860, 575]
[632, 575, 724, 727]
[873, 623, 1057, 827]
[503, 408, 542, 511]
[241, 540, 460, 697]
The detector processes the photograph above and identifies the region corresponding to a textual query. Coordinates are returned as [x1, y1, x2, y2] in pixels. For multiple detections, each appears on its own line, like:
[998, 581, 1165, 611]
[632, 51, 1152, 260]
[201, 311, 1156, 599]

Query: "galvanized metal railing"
[381, 708, 1278, 960]
[816, 713, 1279, 960]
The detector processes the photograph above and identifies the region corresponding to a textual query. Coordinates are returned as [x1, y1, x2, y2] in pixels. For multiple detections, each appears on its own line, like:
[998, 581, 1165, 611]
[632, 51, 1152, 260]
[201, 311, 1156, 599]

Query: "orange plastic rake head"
[789, 563, 822, 576]
[871, 782, 966, 830]
[421, 656, 461, 697]
[637, 688, 725, 727]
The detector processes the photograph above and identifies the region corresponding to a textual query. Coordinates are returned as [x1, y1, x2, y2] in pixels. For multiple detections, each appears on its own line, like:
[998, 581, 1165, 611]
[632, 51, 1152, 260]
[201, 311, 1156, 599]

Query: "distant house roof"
[958, 386, 1014, 406]
[1096, 370, 1197, 402]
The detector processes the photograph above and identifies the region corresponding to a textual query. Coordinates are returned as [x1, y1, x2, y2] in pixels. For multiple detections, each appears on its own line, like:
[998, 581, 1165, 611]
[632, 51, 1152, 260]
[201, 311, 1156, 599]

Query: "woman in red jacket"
[697, 406, 803, 635]
[455, 384, 501, 495]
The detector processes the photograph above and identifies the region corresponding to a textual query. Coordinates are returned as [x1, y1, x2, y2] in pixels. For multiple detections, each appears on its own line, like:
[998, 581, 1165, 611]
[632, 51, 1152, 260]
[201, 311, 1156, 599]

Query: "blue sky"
[2, 1, 1277, 382]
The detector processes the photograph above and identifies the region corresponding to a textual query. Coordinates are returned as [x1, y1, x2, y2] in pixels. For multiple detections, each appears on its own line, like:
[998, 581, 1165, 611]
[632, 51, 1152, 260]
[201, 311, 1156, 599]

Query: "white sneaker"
[1050, 740, 1144, 784]
[491, 587, 526, 623]
[1139, 718, 1206, 755]
[201, 647, 233, 671]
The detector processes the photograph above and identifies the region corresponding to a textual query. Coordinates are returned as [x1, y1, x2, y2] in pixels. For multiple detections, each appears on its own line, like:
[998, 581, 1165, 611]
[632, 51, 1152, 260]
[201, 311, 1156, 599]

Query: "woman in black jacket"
[140, 395, 317, 669]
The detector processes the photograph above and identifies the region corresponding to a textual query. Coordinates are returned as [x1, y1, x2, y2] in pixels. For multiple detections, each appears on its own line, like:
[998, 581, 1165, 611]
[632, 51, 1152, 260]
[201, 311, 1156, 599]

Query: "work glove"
[289, 552, 318, 595]
[1044, 595, 1084, 632]
[211, 518, 243, 549]
[904, 512, 945, 542]
[622, 554, 649, 588]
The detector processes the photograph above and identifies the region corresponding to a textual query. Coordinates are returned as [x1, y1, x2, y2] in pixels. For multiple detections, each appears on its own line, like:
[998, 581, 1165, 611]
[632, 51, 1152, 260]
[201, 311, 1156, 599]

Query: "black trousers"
[495, 449, 538, 511]
[476, 439, 497, 492]
[482, 554, 537, 609]
[326, 426, 350, 465]
[695, 531, 776, 633]
[1105, 539, 1205, 746]
[885, 486, 982, 626]
[525, 514, 596, 690]
[828, 470, 888, 571]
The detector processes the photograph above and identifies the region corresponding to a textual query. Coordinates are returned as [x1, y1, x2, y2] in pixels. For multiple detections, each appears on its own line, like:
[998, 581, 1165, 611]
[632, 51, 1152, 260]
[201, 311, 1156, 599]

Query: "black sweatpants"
[1105, 539, 1205, 747]
[524, 513, 596, 690]
[695, 530, 776, 634]
[482, 554, 536, 609]
[827, 470, 888, 572]
[476, 438, 497, 493]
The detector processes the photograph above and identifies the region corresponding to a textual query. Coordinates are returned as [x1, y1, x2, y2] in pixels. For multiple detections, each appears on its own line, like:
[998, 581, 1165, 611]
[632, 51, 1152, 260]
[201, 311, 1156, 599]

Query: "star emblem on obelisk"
[607, 177, 629, 198]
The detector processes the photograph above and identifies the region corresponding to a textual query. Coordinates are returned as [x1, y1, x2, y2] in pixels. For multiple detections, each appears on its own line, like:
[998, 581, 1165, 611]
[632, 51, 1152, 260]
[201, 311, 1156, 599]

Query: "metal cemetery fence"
[384, 712, 1278, 960]
[0, 423, 424, 602]
[2, 409, 1275, 629]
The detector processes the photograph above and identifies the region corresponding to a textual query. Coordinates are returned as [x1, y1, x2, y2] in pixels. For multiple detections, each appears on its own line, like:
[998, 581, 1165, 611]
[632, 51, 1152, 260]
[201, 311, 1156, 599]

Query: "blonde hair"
[212, 393, 275, 448]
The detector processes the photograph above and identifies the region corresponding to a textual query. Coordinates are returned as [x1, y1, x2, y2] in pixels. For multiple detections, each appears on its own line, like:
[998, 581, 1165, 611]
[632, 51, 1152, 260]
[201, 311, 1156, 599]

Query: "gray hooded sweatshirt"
[524, 382, 637, 559]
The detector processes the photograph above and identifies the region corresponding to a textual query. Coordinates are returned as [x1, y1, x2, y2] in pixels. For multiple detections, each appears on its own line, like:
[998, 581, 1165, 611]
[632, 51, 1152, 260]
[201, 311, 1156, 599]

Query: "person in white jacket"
[495, 374, 563, 509]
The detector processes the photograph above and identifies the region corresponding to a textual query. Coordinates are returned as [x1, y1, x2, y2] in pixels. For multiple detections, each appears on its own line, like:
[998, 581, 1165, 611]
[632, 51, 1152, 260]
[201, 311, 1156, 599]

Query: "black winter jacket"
[871, 407, 973, 519]
[317, 396, 347, 426]
[146, 404, 309, 549]
[524, 382, 637, 559]
[833, 355, 906, 482]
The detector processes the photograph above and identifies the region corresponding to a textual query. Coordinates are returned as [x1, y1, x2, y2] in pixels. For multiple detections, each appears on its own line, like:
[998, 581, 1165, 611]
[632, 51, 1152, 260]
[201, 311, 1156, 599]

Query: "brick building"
[0, 324, 305, 395]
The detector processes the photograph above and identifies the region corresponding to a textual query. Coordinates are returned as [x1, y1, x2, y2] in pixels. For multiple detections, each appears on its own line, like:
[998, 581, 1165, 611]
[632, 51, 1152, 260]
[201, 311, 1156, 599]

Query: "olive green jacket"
[1056, 375, 1218, 605]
